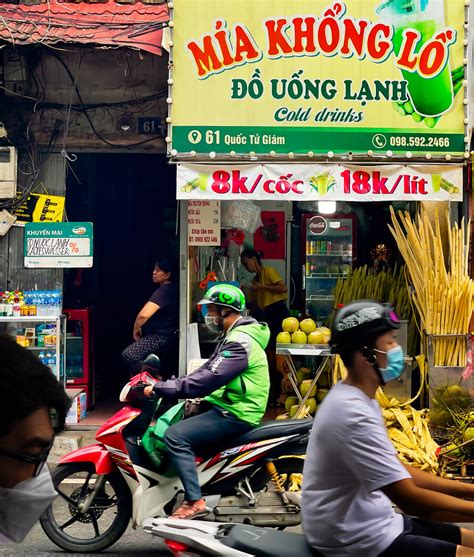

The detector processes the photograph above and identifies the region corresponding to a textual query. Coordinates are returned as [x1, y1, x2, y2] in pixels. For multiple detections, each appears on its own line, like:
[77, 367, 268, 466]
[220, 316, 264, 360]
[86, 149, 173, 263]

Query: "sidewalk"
[49, 400, 119, 464]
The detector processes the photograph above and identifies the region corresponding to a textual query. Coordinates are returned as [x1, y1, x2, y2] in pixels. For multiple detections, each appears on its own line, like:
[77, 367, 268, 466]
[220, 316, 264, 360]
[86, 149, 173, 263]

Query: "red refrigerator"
[301, 214, 357, 324]
[64, 308, 95, 409]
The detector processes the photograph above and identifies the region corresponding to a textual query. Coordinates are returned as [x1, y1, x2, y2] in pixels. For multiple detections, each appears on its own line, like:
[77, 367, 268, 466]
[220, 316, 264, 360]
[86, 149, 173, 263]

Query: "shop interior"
[62, 153, 178, 417]
[189, 199, 414, 334]
[186, 198, 461, 417]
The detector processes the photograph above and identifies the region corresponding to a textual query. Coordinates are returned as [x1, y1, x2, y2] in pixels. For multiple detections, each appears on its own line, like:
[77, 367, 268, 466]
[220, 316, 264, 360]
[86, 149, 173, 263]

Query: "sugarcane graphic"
[181, 173, 208, 193]
[309, 171, 336, 195]
[431, 174, 460, 195]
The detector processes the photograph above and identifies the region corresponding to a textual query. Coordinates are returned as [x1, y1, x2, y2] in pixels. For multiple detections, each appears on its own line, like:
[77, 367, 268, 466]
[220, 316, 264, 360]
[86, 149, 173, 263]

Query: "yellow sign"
[14, 193, 65, 223]
[170, 0, 467, 157]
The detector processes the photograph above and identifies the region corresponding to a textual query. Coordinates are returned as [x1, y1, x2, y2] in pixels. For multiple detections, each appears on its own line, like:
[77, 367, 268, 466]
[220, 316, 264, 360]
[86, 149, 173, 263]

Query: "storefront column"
[178, 199, 188, 377]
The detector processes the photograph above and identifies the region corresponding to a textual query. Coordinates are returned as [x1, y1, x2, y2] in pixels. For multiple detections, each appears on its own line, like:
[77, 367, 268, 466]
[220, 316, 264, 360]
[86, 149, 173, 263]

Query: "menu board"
[187, 201, 220, 246]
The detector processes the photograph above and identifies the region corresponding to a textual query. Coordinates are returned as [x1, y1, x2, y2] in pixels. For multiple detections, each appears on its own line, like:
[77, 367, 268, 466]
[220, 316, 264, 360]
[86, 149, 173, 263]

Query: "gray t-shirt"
[302, 383, 411, 556]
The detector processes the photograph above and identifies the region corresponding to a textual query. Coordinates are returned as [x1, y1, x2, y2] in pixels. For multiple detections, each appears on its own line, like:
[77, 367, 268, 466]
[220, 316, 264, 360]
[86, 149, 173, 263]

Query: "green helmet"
[199, 284, 246, 313]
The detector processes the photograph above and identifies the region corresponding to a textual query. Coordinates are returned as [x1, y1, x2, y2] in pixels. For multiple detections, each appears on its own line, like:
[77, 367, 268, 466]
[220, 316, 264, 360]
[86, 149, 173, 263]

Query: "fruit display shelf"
[276, 343, 331, 357]
[276, 343, 335, 418]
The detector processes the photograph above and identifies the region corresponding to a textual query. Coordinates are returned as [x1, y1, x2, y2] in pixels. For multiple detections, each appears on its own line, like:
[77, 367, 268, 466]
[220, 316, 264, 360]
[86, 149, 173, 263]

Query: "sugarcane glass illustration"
[377, 0, 454, 117]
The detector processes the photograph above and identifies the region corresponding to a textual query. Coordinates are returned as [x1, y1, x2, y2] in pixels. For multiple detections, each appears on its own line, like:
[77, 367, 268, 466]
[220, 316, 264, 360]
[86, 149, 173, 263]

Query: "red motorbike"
[41, 356, 311, 553]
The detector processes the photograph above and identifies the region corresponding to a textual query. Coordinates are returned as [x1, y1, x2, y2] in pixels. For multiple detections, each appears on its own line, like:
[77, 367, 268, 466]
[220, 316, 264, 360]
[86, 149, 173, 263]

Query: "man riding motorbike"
[144, 284, 270, 520]
[302, 300, 474, 557]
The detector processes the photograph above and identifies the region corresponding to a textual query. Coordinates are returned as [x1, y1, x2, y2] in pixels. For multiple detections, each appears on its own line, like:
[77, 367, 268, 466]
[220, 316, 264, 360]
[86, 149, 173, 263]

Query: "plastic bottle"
[46, 351, 55, 375]
[13, 298, 21, 318]
[38, 351, 45, 365]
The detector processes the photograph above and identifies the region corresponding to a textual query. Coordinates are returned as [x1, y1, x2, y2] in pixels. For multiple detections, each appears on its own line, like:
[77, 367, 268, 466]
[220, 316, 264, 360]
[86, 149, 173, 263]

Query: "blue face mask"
[375, 345, 404, 383]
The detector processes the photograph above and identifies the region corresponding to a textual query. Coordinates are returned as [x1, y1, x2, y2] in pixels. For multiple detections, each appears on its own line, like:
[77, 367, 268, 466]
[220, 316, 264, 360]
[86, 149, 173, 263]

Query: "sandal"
[169, 500, 209, 520]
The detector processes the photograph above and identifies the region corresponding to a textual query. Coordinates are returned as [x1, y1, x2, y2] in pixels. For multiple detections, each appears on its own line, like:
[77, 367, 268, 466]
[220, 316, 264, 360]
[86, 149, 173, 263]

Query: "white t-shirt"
[302, 383, 411, 556]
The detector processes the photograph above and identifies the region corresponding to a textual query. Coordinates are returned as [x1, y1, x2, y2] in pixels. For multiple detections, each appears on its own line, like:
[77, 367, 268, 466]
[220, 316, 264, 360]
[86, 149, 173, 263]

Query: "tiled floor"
[75, 399, 122, 427]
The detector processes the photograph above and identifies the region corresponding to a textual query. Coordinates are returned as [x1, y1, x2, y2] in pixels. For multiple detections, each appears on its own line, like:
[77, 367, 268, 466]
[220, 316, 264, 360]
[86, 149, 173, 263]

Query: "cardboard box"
[66, 389, 87, 425]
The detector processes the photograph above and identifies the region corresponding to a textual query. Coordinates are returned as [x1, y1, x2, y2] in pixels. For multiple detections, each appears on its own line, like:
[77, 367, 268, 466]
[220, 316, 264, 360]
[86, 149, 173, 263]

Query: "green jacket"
[153, 317, 270, 426]
[205, 318, 270, 426]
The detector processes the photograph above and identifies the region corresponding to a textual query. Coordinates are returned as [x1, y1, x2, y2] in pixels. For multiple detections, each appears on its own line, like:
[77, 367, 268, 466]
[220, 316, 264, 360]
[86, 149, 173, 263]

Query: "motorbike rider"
[302, 300, 474, 557]
[144, 284, 270, 520]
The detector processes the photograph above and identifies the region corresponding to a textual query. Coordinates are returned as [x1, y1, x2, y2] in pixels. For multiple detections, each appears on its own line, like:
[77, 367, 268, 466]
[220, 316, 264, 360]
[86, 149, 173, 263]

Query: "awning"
[0, 1, 169, 56]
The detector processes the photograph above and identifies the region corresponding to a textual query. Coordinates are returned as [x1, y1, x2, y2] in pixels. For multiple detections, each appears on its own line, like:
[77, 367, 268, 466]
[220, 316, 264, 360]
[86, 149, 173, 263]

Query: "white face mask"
[0, 465, 57, 543]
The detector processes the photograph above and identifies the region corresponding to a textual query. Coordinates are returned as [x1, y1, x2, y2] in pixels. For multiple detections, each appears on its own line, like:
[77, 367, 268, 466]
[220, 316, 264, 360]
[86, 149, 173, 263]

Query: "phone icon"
[372, 134, 387, 149]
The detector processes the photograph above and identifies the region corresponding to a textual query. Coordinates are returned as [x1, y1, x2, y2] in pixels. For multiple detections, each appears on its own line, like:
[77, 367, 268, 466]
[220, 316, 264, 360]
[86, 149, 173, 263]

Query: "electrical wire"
[48, 50, 165, 148]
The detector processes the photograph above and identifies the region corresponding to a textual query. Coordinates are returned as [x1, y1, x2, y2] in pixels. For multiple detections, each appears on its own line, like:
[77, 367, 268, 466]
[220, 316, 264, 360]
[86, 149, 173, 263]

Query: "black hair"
[339, 330, 389, 370]
[240, 248, 263, 265]
[154, 256, 177, 278]
[0, 334, 71, 438]
[339, 350, 356, 369]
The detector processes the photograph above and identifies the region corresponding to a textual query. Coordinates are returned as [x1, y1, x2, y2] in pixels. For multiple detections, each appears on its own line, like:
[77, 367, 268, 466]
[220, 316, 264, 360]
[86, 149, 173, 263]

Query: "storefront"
[168, 0, 470, 363]
[175, 163, 465, 379]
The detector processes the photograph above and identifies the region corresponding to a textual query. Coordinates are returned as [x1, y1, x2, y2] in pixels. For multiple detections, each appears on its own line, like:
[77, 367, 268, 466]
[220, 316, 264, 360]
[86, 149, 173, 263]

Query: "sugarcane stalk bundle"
[333, 264, 418, 354]
[389, 208, 473, 367]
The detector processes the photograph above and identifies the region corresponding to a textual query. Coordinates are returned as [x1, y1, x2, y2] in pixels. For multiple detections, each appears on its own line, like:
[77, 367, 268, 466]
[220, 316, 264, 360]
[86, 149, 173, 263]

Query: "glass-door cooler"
[301, 214, 357, 324]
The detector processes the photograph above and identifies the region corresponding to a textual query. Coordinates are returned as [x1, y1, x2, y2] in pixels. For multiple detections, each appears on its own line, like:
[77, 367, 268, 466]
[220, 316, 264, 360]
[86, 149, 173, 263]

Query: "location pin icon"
[189, 130, 202, 144]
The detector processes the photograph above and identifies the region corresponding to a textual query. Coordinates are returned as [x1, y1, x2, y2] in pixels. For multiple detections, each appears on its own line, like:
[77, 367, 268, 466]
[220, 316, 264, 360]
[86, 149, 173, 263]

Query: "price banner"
[24, 222, 93, 268]
[178, 163, 463, 202]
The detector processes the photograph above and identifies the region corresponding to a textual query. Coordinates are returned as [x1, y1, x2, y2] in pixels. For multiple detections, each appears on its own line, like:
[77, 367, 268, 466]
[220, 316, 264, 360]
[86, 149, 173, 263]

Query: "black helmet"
[330, 300, 400, 354]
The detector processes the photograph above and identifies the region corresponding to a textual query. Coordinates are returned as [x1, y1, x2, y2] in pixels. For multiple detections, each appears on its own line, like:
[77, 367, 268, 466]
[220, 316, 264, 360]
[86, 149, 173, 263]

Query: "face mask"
[204, 315, 223, 332]
[377, 345, 404, 383]
[0, 465, 57, 543]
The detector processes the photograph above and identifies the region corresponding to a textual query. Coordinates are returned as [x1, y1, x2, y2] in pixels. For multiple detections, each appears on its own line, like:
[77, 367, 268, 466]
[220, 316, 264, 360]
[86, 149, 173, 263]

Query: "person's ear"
[361, 347, 377, 366]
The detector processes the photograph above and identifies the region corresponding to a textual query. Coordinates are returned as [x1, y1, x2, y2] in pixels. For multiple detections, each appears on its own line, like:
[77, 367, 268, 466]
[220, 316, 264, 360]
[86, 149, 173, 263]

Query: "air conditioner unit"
[0, 147, 17, 199]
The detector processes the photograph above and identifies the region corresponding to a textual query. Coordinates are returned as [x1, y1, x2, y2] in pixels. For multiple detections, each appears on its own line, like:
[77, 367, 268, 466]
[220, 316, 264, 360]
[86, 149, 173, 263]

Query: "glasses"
[0, 441, 53, 477]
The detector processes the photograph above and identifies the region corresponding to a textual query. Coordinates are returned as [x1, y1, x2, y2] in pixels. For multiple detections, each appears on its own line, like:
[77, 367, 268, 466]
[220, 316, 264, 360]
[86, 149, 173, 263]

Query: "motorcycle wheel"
[40, 462, 131, 553]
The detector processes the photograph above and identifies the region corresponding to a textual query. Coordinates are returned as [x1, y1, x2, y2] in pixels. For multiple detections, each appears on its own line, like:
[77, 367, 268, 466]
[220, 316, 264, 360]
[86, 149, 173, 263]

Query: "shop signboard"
[24, 222, 93, 268]
[187, 200, 221, 245]
[169, 0, 468, 158]
[177, 163, 463, 202]
[14, 192, 65, 223]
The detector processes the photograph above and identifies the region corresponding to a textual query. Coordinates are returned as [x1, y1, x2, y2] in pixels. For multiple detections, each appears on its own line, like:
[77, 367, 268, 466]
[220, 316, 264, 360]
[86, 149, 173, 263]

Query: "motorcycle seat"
[220, 523, 320, 556]
[232, 418, 312, 445]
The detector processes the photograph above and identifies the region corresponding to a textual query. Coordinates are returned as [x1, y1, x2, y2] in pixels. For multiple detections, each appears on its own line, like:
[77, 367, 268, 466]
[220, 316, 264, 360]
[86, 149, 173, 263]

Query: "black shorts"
[379, 515, 461, 557]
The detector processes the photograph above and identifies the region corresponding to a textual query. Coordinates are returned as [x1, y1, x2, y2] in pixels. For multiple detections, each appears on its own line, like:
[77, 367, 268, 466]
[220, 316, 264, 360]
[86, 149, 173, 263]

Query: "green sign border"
[24, 222, 94, 258]
[173, 126, 464, 155]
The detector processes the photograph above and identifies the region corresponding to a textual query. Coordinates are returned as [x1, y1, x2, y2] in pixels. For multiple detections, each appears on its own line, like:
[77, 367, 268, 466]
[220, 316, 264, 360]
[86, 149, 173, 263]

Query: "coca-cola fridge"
[301, 214, 357, 324]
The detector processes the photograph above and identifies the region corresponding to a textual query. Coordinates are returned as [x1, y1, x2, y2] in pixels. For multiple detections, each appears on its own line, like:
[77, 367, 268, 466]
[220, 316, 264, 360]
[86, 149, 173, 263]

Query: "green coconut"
[285, 396, 299, 413]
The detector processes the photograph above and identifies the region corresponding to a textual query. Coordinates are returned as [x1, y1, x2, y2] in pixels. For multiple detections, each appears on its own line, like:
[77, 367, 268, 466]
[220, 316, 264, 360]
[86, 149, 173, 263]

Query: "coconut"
[296, 368, 311, 384]
[316, 388, 329, 403]
[291, 330, 307, 344]
[300, 380, 317, 398]
[285, 396, 299, 413]
[289, 404, 301, 419]
[318, 373, 330, 388]
[282, 317, 300, 333]
[305, 397, 317, 414]
[307, 331, 324, 344]
[276, 331, 291, 344]
[299, 318, 317, 334]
